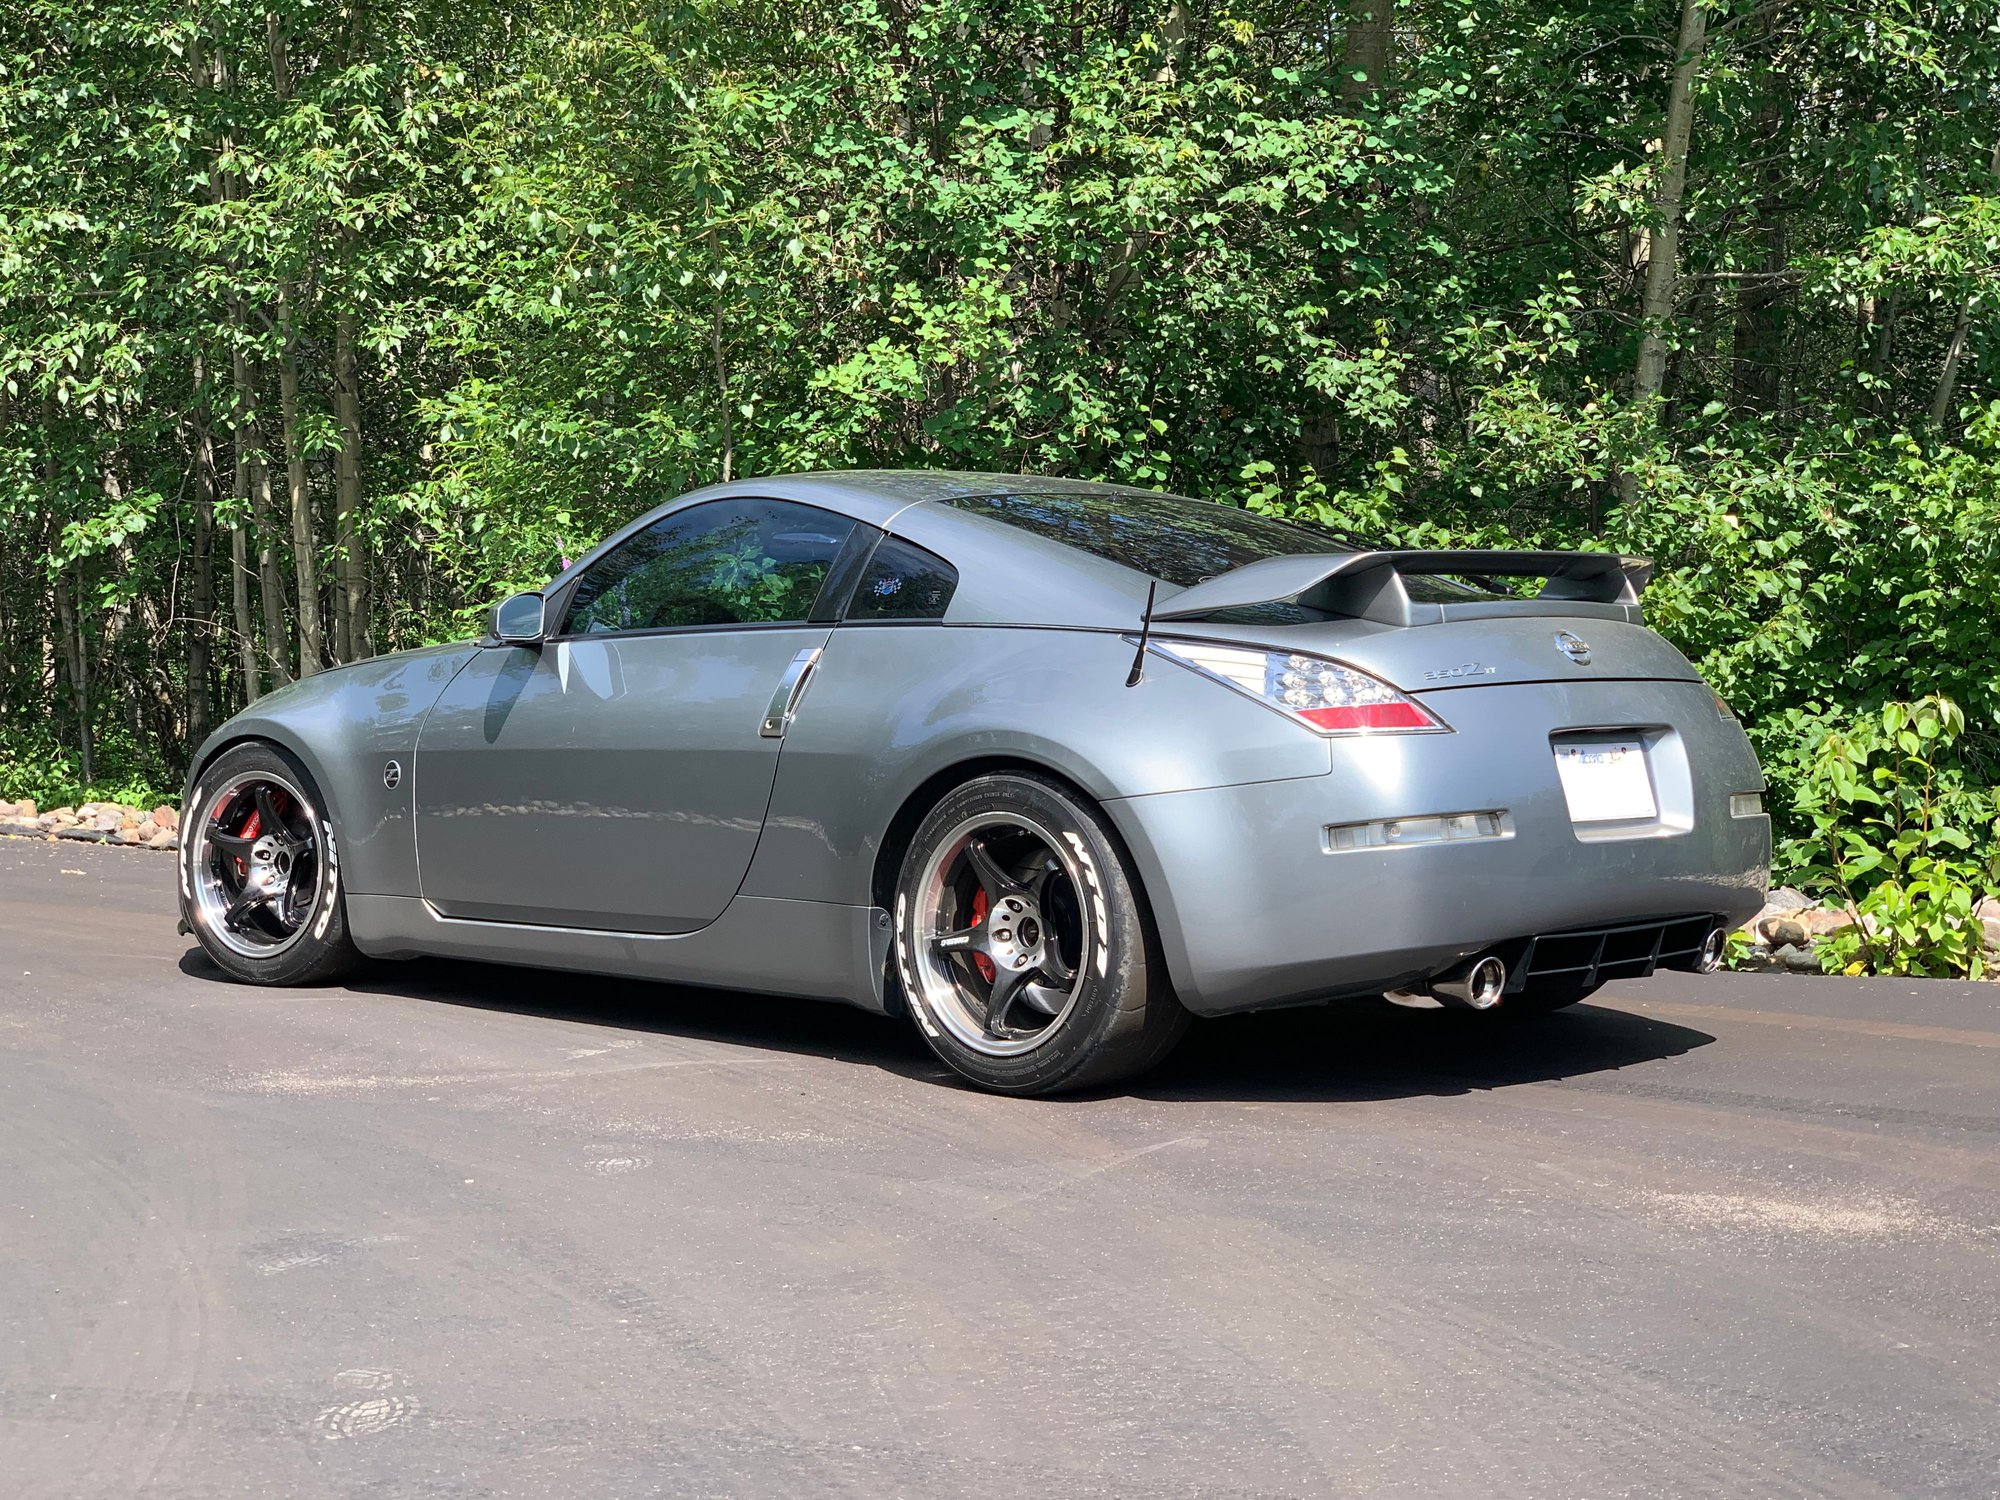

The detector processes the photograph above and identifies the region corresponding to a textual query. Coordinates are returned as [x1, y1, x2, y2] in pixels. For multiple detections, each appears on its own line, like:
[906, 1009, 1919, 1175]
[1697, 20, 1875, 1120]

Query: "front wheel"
[181, 741, 359, 986]
[892, 772, 1188, 1095]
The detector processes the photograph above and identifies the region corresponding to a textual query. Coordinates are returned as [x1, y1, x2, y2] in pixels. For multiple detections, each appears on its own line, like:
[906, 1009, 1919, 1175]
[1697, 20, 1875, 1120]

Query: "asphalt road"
[2, 836, 1997, 1499]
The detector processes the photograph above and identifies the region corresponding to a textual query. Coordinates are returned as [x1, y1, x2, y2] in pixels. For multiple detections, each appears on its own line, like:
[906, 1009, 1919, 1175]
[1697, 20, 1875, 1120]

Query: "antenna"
[1125, 581, 1158, 688]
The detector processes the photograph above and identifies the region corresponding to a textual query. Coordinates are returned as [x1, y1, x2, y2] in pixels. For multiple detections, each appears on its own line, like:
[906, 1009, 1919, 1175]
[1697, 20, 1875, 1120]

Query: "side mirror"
[490, 591, 548, 646]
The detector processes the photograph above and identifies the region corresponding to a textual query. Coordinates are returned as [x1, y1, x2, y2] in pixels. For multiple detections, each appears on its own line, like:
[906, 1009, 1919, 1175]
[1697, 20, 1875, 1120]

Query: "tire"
[180, 740, 360, 986]
[891, 772, 1188, 1095]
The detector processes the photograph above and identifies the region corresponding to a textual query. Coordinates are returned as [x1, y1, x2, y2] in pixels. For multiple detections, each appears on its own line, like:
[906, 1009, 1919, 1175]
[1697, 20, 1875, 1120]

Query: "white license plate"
[1554, 740, 1657, 823]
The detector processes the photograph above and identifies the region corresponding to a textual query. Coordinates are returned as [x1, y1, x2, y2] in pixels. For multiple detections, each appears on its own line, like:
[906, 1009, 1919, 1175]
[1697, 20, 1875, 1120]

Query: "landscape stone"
[1763, 887, 1812, 912]
[153, 806, 178, 830]
[1772, 943, 1820, 972]
[1757, 915, 1809, 949]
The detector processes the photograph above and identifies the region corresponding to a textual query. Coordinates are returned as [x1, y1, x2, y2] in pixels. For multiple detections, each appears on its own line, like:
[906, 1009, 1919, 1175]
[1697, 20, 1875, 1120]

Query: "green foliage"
[0, 729, 177, 812]
[1789, 698, 1997, 979]
[3, 0, 2000, 969]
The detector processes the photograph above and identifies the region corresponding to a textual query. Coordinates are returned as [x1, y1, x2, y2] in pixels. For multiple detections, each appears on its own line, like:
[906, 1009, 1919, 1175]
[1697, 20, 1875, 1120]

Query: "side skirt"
[346, 893, 895, 1014]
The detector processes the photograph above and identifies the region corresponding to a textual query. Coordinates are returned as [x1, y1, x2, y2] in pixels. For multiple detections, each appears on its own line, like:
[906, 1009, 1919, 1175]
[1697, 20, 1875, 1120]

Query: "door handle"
[760, 646, 824, 738]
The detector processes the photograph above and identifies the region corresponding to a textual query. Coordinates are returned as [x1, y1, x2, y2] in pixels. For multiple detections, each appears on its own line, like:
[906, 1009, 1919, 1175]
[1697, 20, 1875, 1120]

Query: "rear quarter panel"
[742, 623, 1335, 905]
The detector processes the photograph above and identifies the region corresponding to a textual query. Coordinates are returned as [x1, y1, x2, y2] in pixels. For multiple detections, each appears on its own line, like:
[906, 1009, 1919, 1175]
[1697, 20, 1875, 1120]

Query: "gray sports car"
[179, 471, 1769, 1093]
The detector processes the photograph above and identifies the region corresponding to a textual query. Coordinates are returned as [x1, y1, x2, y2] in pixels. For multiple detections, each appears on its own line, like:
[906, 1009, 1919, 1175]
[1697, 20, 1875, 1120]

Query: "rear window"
[944, 489, 1509, 614]
[943, 490, 1369, 589]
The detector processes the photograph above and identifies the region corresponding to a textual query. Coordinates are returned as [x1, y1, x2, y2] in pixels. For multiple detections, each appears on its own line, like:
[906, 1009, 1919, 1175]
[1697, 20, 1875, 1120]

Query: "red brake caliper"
[232, 801, 262, 880]
[969, 888, 996, 983]
[226, 788, 286, 881]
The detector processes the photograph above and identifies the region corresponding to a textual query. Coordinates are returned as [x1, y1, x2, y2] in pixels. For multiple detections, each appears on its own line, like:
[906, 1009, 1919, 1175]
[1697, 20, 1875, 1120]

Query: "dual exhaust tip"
[1405, 925, 1729, 1010]
[1432, 955, 1509, 1010]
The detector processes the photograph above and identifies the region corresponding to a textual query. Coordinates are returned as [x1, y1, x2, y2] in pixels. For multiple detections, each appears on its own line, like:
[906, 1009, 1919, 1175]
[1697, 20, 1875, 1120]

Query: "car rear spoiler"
[1150, 550, 1654, 628]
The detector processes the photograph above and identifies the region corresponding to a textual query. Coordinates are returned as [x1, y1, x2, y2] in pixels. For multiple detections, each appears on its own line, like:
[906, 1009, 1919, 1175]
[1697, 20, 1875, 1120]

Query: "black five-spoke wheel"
[182, 741, 358, 985]
[894, 771, 1188, 1095]
[917, 812, 1090, 1052]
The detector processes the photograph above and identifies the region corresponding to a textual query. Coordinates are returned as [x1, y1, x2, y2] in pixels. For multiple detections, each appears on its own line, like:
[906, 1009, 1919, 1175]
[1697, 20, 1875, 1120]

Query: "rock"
[48, 806, 75, 821]
[1982, 916, 2000, 954]
[145, 829, 178, 850]
[1772, 943, 1821, 972]
[153, 805, 178, 830]
[135, 818, 157, 841]
[1757, 915, 1809, 949]
[15, 799, 33, 818]
[1733, 945, 1782, 973]
[1763, 886, 1813, 913]
[1796, 906, 1857, 937]
[0, 819, 42, 838]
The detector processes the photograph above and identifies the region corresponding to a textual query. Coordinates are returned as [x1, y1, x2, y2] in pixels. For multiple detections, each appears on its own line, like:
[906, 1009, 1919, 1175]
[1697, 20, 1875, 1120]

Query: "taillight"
[1147, 640, 1449, 736]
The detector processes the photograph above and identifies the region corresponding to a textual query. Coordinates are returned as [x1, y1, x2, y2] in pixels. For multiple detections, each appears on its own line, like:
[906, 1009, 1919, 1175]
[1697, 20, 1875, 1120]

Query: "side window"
[845, 535, 959, 621]
[562, 499, 855, 635]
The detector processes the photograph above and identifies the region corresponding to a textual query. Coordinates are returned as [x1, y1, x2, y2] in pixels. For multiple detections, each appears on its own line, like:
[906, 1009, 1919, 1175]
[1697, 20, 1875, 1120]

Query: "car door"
[413, 496, 862, 933]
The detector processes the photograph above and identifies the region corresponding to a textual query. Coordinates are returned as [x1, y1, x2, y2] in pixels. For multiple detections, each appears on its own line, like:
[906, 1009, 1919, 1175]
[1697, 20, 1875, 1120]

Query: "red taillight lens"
[1298, 701, 1438, 732]
[1147, 640, 1449, 737]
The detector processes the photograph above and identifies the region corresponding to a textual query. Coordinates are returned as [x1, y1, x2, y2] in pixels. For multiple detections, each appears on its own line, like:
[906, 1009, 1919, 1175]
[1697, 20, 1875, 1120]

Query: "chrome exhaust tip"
[1433, 955, 1508, 1010]
[1697, 926, 1728, 974]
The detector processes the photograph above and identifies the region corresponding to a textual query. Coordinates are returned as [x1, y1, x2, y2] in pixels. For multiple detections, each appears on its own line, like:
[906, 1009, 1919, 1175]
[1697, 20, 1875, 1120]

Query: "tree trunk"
[711, 295, 733, 484]
[333, 308, 367, 661]
[55, 568, 93, 788]
[1729, 87, 1788, 409]
[229, 355, 263, 702]
[1930, 139, 2000, 429]
[1339, 0, 1395, 104]
[1632, 0, 1709, 404]
[235, 336, 293, 688]
[230, 521, 259, 702]
[189, 367, 219, 747]
[267, 14, 324, 676]
[275, 286, 323, 676]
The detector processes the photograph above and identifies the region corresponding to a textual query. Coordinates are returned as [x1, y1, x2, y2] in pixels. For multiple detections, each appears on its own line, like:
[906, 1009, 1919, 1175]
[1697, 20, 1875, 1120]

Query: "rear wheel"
[892, 773, 1187, 1095]
[181, 741, 358, 986]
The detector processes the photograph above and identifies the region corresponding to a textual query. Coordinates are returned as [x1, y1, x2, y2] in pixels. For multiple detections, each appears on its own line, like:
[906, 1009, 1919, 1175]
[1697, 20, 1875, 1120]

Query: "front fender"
[185, 643, 479, 899]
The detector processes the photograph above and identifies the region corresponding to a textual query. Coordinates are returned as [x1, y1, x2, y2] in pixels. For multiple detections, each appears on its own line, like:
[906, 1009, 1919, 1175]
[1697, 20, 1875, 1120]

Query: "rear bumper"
[1105, 679, 1769, 1016]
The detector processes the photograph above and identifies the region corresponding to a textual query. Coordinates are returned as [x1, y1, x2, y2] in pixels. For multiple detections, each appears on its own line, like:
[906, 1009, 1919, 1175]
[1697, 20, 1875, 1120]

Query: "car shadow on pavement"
[182, 948, 1714, 1103]
[1131, 996, 1716, 1104]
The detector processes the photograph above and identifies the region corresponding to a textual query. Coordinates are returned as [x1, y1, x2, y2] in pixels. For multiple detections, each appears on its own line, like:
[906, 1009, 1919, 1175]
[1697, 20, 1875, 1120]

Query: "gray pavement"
[2, 834, 1996, 1499]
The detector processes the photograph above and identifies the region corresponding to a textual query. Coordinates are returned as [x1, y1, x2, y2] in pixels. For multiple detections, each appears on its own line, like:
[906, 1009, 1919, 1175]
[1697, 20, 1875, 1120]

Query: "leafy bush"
[0, 729, 177, 813]
[1786, 698, 1997, 979]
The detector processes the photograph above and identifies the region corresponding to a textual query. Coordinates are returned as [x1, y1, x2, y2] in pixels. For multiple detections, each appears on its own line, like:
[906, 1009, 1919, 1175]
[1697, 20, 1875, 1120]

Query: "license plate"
[1554, 740, 1657, 823]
